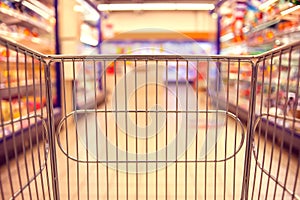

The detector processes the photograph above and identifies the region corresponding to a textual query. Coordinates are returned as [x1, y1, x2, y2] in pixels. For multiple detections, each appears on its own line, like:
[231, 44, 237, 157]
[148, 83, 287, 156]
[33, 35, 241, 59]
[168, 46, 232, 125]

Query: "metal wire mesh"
[51, 55, 249, 199]
[0, 36, 300, 200]
[0, 38, 53, 200]
[249, 43, 300, 200]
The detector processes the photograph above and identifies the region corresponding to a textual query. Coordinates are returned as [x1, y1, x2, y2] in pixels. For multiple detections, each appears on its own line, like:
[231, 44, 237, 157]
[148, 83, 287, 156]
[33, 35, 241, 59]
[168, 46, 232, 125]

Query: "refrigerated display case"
[0, 0, 60, 162]
[101, 40, 215, 84]
[74, 0, 105, 109]
[214, 0, 300, 150]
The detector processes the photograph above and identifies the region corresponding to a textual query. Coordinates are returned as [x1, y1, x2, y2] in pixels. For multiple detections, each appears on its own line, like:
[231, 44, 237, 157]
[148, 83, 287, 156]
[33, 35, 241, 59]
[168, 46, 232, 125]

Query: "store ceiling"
[91, 0, 220, 12]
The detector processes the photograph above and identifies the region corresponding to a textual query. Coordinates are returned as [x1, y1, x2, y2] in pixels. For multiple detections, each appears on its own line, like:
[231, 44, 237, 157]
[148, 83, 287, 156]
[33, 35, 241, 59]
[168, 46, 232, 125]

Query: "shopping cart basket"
[0, 36, 299, 200]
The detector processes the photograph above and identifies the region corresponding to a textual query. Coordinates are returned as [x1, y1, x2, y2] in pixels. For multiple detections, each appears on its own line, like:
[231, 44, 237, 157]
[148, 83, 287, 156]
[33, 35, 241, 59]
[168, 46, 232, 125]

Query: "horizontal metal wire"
[1, 36, 300, 61]
[56, 109, 245, 164]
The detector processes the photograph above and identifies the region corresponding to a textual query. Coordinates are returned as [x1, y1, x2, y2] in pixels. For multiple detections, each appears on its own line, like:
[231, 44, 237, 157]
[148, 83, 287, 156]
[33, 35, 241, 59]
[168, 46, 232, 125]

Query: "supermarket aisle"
[54, 70, 247, 199]
[1, 71, 300, 199]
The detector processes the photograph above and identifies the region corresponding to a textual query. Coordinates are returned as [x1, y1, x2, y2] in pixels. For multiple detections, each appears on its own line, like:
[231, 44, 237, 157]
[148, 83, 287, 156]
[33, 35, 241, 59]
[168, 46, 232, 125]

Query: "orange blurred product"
[32, 29, 39, 37]
[1, 49, 9, 57]
[0, 100, 11, 122]
[266, 29, 275, 40]
[257, 35, 264, 44]
[23, 28, 31, 37]
[232, 18, 245, 42]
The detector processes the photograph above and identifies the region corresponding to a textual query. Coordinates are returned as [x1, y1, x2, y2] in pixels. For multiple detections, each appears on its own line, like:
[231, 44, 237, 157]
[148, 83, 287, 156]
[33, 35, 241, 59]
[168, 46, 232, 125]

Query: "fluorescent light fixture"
[22, 1, 51, 19]
[220, 33, 234, 42]
[27, 0, 54, 16]
[76, 0, 100, 21]
[281, 5, 300, 16]
[31, 37, 42, 43]
[73, 5, 84, 13]
[80, 35, 99, 46]
[211, 12, 218, 19]
[80, 23, 99, 46]
[259, 0, 278, 10]
[97, 3, 215, 11]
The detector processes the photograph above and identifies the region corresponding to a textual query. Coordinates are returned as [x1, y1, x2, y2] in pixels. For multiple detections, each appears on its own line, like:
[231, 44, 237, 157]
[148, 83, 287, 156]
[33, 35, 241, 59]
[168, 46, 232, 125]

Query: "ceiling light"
[220, 33, 234, 42]
[22, 1, 52, 19]
[76, 0, 100, 21]
[258, 0, 278, 10]
[74, 5, 84, 12]
[281, 5, 300, 16]
[97, 3, 215, 11]
[27, 0, 54, 16]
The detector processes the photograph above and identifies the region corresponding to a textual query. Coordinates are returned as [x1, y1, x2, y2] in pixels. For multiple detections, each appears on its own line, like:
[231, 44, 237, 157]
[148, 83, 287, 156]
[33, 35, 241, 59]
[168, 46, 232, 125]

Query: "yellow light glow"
[97, 3, 215, 11]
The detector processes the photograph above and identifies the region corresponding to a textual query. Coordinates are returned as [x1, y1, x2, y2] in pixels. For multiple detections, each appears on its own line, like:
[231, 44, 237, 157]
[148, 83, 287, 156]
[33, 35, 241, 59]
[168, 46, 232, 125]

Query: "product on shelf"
[0, 97, 46, 123]
[0, 0, 55, 54]
[290, 0, 300, 5]
[219, 0, 300, 55]
[216, 0, 300, 146]
[0, 100, 11, 122]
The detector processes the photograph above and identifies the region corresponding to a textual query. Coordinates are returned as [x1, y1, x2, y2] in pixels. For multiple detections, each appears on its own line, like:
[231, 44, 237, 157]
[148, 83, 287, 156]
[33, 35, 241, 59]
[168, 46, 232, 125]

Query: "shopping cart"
[0, 36, 299, 200]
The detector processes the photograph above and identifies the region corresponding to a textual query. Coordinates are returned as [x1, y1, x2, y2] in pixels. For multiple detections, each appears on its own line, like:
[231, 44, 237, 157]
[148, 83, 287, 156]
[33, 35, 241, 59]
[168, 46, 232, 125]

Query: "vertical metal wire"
[43, 61, 53, 200]
[37, 56, 46, 200]
[224, 59, 230, 200]
[242, 59, 258, 200]
[2, 43, 15, 199]
[272, 50, 284, 199]
[24, 52, 34, 199]
[0, 102, 14, 198]
[264, 53, 275, 199]
[134, 59, 138, 200]
[82, 59, 90, 200]
[165, 60, 168, 200]
[145, 59, 149, 200]
[233, 59, 241, 200]
[124, 59, 129, 200]
[155, 59, 158, 200]
[184, 60, 189, 200]
[103, 60, 109, 200]
[205, 58, 210, 200]
[0, 173, 4, 199]
[291, 50, 300, 198]
[61, 59, 70, 200]
[281, 47, 294, 200]
[31, 55, 44, 199]
[194, 60, 199, 200]
[113, 60, 119, 200]
[15, 47, 25, 200]
[257, 57, 268, 199]
[93, 59, 99, 200]
[214, 59, 220, 200]
[175, 59, 179, 200]
[70, 59, 80, 200]
[19, 51, 33, 200]
[6, 43, 23, 199]
[45, 58, 60, 200]
[28, 54, 39, 199]
[292, 154, 300, 199]
[0, 105, 4, 200]
[21, 54, 36, 198]
[251, 56, 266, 200]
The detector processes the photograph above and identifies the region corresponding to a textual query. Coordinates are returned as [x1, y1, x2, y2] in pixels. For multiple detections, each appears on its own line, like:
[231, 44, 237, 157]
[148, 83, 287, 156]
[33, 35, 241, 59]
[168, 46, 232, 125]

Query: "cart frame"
[1, 36, 300, 200]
